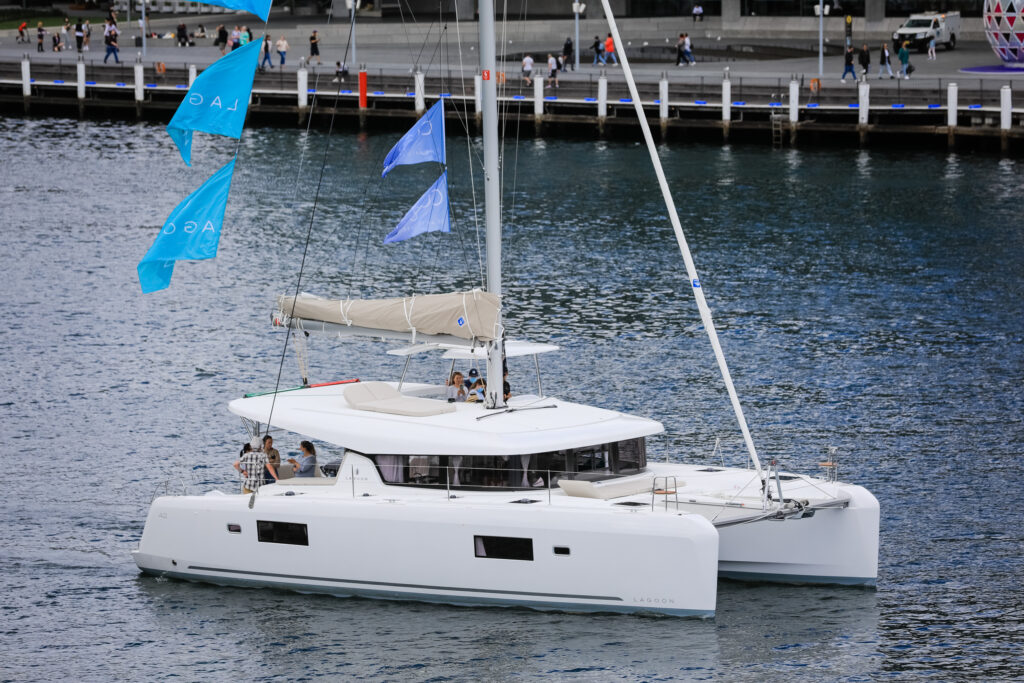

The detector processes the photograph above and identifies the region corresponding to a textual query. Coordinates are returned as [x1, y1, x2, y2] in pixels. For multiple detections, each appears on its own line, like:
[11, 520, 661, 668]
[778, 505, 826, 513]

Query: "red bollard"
[358, 69, 367, 109]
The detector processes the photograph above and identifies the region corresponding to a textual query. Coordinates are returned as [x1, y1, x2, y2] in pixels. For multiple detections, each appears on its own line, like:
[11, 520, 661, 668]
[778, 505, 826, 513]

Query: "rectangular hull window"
[257, 520, 309, 546]
[474, 535, 533, 561]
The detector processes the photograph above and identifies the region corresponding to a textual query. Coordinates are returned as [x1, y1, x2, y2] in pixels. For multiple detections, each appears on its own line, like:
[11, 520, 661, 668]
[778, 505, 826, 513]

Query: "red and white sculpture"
[985, 0, 1024, 66]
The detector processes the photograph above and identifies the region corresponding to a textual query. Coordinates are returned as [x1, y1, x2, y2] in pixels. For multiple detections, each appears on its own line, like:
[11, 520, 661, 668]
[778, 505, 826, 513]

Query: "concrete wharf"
[1, 26, 1022, 151]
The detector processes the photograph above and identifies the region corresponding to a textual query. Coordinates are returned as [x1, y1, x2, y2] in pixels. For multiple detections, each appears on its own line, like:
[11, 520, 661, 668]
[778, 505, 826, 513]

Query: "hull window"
[553, 546, 571, 556]
[257, 520, 309, 546]
[226, 524, 242, 533]
[474, 535, 534, 561]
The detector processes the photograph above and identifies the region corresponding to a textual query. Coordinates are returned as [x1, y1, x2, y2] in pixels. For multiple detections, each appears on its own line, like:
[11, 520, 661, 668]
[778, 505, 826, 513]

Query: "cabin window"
[257, 520, 309, 546]
[474, 535, 533, 561]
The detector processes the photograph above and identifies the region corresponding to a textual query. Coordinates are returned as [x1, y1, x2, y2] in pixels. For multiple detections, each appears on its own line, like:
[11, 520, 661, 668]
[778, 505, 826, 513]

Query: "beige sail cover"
[277, 290, 501, 342]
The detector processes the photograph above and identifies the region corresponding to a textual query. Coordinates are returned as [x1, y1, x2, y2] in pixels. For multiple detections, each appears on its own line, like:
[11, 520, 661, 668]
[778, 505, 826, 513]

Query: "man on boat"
[234, 439, 268, 494]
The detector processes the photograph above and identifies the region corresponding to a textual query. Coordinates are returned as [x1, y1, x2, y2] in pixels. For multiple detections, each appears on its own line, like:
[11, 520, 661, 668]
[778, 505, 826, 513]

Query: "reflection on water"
[1, 117, 1022, 680]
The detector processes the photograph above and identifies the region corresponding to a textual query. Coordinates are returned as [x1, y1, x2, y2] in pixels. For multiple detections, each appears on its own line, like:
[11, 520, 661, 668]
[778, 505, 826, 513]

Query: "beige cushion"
[558, 477, 659, 500]
[345, 381, 456, 417]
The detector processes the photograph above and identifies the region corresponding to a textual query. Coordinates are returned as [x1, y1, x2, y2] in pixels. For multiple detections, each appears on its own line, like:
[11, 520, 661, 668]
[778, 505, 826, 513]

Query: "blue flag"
[384, 171, 450, 244]
[167, 39, 260, 166]
[381, 100, 446, 178]
[138, 158, 236, 293]
[200, 0, 273, 22]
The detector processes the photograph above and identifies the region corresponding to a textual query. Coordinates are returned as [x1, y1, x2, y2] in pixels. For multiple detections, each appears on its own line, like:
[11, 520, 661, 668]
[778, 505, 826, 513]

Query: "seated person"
[466, 378, 486, 403]
[464, 367, 480, 390]
[503, 363, 511, 402]
[446, 371, 468, 402]
[287, 440, 318, 477]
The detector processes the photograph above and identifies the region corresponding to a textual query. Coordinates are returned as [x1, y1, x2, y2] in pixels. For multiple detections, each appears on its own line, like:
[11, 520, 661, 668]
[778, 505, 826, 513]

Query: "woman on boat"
[262, 434, 281, 484]
[288, 441, 317, 477]
[446, 372, 468, 402]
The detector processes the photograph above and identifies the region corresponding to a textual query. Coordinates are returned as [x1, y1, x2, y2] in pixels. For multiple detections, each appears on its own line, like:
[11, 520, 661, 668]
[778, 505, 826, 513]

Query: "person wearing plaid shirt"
[233, 441, 269, 494]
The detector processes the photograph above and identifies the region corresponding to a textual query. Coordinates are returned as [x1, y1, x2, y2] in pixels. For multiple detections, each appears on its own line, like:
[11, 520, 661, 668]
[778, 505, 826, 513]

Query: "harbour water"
[1, 116, 1022, 680]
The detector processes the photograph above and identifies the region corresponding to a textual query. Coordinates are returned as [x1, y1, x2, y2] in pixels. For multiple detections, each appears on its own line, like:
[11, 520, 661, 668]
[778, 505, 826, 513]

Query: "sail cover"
[276, 290, 501, 342]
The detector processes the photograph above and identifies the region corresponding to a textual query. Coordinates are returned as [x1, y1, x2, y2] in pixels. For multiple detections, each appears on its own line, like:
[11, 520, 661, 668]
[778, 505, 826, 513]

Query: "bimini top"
[227, 382, 663, 456]
[276, 289, 501, 343]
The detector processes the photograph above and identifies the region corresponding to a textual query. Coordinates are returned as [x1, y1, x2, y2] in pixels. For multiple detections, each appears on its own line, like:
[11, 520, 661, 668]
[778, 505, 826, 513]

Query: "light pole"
[348, 0, 357, 66]
[141, 0, 147, 57]
[572, 2, 585, 70]
[818, 0, 824, 77]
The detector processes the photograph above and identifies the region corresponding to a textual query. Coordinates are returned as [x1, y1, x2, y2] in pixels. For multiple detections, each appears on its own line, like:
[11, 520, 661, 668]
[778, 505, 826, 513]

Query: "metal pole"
[141, 0, 147, 57]
[479, 0, 506, 409]
[349, 0, 357, 66]
[598, 0, 764, 480]
[818, 0, 823, 78]
[574, 3, 580, 70]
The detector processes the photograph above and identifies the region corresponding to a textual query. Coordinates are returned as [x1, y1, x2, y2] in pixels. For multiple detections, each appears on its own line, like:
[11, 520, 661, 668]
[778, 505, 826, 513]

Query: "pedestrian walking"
[83, 20, 91, 51]
[927, 36, 937, 60]
[591, 35, 606, 65]
[216, 24, 228, 55]
[230, 25, 241, 51]
[897, 41, 911, 79]
[604, 33, 619, 66]
[522, 53, 534, 85]
[562, 36, 574, 71]
[546, 53, 559, 88]
[36, 21, 45, 53]
[239, 26, 250, 47]
[840, 45, 856, 83]
[276, 35, 289, 66]
[676, 33, 686, 65]
[17, 21, 27, 44]
[878, 42, 894, 78]
[858, 43, 870, 80]
[309, 29, 321, 65]
[682, 33, 695, 65]
[260, 34, 273, 69]
[103, 23, 120, 64]
[61, 18, 70, 52]
[74, 19, 84, 52]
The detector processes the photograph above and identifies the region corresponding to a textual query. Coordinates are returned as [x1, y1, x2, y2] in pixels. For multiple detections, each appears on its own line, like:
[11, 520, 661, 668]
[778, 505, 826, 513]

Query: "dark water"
[2, 116, 1022, 681]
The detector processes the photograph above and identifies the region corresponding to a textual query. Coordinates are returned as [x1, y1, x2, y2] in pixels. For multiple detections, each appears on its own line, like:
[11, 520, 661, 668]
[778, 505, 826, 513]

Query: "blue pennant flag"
[381, 99, 446, 178]
[200, 0, 273, 22]
[167, 39, 261, 166]
[384, 171, 450, 244]
[138, 158, 236, 293]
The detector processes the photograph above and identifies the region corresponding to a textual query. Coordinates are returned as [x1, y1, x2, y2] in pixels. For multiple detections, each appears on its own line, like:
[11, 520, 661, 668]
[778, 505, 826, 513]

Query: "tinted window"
[257, 520, 309, 546]
[474, 535, 533, 561]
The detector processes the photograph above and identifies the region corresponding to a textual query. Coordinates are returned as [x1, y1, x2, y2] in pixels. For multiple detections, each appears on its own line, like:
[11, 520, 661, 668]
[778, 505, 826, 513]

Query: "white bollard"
[534, 75, 544, 115]
[597, 74, 607, 117]
[77, 60, 86, 99]
[21, 56, 31, 97]
[414, 71, 425, 114]
[188, 63, 197, 87]
[947, 82, 958, 128]
[721, 77, 731, 122]
[858, 81, 869, 125]
[473, 74, 482, 115]
[659, 75, 669, 120]
[297, 67, 308, 108]
[789, 79, 799, 123]
[134, 60, 144, 102]
[1000, 85, 1012, 130]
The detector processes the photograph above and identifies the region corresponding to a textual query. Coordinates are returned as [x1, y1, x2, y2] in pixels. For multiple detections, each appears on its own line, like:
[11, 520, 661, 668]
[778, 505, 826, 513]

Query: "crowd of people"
[233, 435, 319, 494]
[843, 41, 917, 83]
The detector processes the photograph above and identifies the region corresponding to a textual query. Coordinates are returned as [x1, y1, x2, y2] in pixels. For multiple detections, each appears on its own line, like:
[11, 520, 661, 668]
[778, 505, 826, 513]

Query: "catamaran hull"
[715, 484, 880, 586]
[134, 492, 719, 617]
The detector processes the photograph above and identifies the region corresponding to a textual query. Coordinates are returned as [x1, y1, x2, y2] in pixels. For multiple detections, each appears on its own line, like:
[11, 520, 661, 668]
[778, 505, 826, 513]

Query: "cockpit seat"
[344, 381, 456, 417]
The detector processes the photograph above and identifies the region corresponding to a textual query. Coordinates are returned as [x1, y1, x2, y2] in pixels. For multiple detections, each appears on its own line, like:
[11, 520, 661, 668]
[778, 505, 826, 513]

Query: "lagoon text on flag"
[138, 158, 236, 293]
[167, 39, 261, 166]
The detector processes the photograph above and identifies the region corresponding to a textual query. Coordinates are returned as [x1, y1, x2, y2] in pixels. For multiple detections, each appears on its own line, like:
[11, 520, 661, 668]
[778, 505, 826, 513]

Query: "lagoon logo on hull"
[632, 596, 676, 604]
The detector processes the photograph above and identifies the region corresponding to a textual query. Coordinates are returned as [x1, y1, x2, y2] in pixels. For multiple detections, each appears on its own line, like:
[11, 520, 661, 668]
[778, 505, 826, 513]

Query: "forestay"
[276, 290, 501, 342]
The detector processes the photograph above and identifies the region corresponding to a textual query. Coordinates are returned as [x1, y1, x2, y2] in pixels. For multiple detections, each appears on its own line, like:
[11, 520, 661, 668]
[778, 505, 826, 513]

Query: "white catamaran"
[134, 1, 878, 617]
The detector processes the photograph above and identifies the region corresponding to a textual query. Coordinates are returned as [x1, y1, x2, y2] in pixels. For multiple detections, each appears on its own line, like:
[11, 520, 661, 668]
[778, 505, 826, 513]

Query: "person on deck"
[464, 367, 481, 390]
[466, 379, 487, 403]
[288, 441, 318, 478]
[447, 372, 468, 402]
[234, 440, 268, 494]
[262, 435, 281, 485]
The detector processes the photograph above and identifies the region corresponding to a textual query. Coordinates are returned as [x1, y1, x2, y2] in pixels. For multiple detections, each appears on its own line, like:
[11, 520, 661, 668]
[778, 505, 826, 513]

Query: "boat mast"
[597, 0, 764, 480]
[478, 0, 506, 409]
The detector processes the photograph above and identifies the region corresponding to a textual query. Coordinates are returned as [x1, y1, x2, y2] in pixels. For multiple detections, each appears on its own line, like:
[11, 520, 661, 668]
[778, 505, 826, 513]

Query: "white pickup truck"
[892, 11, 960, 52]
